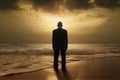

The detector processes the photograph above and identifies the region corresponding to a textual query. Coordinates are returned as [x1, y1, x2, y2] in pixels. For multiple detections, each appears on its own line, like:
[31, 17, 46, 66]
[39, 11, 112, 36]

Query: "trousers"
[54, 49, 66, 69]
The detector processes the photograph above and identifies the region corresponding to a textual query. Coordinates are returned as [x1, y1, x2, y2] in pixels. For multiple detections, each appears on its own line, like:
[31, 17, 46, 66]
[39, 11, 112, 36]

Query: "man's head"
[57, 21, 63, 28]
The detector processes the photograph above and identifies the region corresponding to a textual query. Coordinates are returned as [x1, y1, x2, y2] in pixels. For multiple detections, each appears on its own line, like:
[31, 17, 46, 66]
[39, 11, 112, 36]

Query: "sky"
[0, 0, 120, 43]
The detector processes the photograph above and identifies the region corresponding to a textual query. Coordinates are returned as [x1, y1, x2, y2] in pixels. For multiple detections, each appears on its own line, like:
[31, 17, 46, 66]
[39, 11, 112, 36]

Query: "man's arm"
[52, 30, 54, 50]
[66, 30, 68, 50]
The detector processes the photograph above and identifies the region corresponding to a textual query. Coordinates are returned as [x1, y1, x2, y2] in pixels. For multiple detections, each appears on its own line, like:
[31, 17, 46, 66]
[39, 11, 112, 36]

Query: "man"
[52, 21, 68, 70]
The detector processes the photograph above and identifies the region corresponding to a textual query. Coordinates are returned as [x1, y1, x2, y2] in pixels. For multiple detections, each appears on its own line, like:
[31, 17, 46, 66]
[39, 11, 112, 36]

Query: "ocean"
[0, 44, 120, 76]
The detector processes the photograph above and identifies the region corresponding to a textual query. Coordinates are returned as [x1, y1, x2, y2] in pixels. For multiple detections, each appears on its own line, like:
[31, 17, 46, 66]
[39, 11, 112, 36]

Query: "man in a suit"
[52, 21, 68, 70]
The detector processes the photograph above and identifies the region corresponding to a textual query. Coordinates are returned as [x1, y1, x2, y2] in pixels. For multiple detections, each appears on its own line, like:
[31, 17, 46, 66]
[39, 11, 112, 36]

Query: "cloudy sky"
[0, 0, 120, 43]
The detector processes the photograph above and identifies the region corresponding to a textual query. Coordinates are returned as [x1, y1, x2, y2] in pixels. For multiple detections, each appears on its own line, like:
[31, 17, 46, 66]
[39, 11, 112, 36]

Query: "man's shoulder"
[63, 29, 67, 32]
[53, 29, 57, 32]
[62, 29, 67, 33]
[53, 28, 67, 32]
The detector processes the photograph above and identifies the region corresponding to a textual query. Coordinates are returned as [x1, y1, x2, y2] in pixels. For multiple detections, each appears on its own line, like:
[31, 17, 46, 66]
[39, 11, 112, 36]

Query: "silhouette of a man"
[52, 21, 68, 70]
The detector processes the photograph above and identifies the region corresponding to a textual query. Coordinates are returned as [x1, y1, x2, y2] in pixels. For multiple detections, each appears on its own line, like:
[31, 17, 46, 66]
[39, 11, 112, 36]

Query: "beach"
[0, 57, 120, 80]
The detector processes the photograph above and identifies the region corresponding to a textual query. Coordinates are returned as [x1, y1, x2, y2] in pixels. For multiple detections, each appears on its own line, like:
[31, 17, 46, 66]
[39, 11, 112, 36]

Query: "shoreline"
[0, 57, 120, 80]
[1, 55, 120, 77]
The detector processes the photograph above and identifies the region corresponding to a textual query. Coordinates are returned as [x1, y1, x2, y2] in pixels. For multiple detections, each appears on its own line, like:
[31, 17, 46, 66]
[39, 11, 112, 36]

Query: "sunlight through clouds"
[0, 0, 119, 43]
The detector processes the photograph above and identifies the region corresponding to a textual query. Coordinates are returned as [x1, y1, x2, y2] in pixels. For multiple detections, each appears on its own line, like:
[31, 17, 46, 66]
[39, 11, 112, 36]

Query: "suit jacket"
[52, 28, 68, 50]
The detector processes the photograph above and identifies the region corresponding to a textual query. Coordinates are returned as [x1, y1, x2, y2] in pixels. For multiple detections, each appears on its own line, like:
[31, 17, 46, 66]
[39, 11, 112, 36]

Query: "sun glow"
[41, 15, 71, 30]
[33, 11, 107, 33]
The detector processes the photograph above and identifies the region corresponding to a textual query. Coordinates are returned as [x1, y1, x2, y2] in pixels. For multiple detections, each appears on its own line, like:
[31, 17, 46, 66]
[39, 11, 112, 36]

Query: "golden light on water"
[48, 75, 57, 80]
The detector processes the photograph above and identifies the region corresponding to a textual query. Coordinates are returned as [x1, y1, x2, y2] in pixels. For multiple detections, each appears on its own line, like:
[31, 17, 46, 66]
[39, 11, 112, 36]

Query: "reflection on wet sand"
[54, 69, 71, 80]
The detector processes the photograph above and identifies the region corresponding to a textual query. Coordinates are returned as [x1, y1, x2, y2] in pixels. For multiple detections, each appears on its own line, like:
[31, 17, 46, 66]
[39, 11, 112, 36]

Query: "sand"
[0, 57, 120, 80]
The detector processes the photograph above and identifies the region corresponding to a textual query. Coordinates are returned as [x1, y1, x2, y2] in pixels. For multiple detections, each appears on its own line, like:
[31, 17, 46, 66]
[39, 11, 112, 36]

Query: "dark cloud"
[25, 0, 120, 11]
[28, 0, 93, 12]
[0, 0, 120, 12]
[30, 0, 60, 11]
[87, 11, 120, 43]
[94, 0, 120, 8]
[27, 0, 120, 11]
[66, 0, 93, 10]
[0, 0, 20, 10]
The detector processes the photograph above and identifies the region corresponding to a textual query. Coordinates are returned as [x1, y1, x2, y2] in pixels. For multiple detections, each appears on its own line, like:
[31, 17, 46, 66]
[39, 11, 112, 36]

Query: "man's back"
[52, 28, 68, 50]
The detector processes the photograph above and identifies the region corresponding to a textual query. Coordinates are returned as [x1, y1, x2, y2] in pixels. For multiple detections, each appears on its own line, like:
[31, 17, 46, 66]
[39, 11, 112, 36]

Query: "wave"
[0, 48, 120, 55]
[0, 44, 120, 76]
[0, 44, 120, 56]
[0, 53, 120, 77]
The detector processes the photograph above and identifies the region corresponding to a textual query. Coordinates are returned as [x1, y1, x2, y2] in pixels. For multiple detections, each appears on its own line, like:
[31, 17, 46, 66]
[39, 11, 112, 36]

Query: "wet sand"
[0, 57, 120, 80]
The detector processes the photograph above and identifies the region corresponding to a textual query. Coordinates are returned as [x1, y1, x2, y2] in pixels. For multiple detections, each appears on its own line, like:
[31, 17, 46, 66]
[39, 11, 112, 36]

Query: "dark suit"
[52, 28, 68, 69]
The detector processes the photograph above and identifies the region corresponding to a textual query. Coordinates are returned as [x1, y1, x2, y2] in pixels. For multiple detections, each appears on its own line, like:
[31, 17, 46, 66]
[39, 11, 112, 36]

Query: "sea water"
[0, 44, 120, 76]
